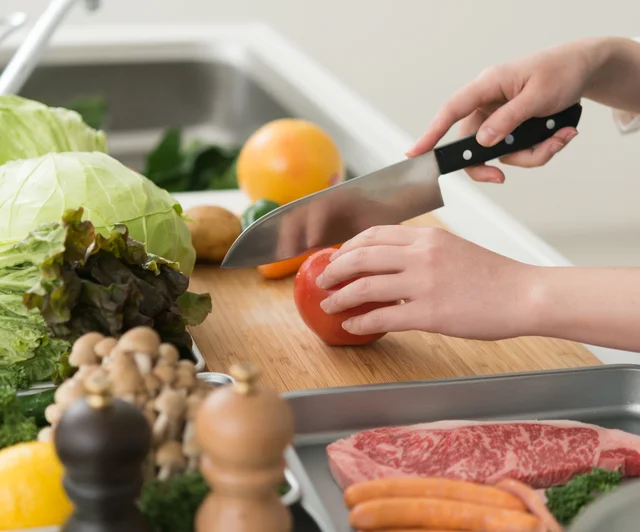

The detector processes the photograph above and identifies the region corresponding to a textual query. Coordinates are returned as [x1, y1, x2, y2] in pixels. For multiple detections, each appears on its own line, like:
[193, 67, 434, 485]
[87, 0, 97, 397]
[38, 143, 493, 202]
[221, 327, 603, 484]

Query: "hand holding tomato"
[294, 248, 394, 346]
[315, 225, 537, 340]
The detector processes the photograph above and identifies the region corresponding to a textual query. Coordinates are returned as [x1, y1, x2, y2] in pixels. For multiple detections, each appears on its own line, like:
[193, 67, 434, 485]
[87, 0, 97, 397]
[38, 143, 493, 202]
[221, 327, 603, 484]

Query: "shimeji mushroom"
[118, 327, 161, 376]
[153, 363, 176, 388]
[158, 343, 180, 365]
[174, 361, 197, 392]
[38, 427, 53, 442]
[68, 332, 104, 367]
[107, 352, 143, 404]
[183, 394, 204, 471]
[155, 440, 187, 482]
[44, 403, 63, 426]
[153, 388, 187, 442]
[94, 337, 118, 360]
[54, 379, 86, 409]
[143, 373, 162, 398]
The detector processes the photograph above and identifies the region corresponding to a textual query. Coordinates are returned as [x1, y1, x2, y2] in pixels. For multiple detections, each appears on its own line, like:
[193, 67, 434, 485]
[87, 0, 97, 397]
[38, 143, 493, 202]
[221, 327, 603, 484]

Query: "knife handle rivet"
[505, 134, 514, 145]
[463, 149, 472, 161]
[546, 119, 556, 129]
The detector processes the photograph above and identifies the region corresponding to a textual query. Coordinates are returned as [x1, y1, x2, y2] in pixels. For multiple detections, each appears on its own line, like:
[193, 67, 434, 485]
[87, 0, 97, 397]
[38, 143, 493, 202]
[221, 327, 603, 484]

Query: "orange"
[237, 119, 345, 205]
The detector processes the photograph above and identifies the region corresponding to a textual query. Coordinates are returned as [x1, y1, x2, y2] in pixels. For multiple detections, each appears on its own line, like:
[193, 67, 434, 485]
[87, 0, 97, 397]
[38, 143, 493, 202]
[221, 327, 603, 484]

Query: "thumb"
[476, 88, 540, 147]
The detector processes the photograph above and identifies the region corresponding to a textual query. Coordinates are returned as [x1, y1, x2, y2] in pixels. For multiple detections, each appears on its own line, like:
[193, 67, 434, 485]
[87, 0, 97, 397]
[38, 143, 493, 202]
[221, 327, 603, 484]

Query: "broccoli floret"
[139, 471, 210, 532]
[546, 468, 623, 525]
[0, 387, 38, 450]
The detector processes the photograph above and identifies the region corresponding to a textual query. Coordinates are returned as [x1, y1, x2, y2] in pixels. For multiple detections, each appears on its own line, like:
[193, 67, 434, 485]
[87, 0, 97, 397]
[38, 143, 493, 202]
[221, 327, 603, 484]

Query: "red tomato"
[293, 248, 391, 346]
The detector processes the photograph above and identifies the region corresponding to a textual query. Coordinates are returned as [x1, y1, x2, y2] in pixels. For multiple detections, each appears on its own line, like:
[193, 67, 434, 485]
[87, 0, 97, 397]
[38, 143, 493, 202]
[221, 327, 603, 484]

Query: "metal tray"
[282, 364, 640, 532]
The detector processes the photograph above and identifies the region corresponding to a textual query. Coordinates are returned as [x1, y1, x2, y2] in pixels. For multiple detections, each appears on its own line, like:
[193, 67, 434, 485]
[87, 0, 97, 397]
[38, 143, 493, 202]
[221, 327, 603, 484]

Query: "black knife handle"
[434, 102, 582, 175]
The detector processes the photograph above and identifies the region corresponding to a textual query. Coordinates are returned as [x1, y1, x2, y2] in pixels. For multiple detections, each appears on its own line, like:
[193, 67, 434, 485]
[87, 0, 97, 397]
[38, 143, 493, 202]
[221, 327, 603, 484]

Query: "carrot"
[349, 497, 542, 531]
[496, 479, 564, 532]
[344, 477, 527, 511]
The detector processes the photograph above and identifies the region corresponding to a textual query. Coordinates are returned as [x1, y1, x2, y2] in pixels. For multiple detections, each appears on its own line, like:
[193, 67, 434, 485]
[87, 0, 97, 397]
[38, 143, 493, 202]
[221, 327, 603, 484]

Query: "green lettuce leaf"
[0, 225, 71, 388]
[0, 95, 106, 165]
[23, 208, 211, 354]
[0, 151, 196, 275]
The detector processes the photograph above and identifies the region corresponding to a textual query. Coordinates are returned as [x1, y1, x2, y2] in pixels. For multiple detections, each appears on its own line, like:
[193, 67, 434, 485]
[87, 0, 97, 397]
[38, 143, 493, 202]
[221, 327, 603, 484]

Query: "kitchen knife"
[222, 102, 582, 268]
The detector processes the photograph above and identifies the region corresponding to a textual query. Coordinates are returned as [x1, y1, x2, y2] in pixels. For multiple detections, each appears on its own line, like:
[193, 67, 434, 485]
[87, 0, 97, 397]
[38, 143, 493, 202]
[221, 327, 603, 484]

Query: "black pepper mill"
[54, 370, 152, 532]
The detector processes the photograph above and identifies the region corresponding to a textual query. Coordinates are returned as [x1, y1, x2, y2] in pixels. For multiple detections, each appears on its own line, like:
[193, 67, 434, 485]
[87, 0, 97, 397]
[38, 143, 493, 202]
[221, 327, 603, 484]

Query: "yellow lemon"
[237, 118, 345, 205]
[0, 441, 72, 530]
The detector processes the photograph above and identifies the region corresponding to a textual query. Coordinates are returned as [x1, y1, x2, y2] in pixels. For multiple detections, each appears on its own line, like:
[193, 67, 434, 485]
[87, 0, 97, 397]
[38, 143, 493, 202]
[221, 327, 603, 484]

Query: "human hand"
[406, 40, 607, 183]
[315, 225, 539, 340]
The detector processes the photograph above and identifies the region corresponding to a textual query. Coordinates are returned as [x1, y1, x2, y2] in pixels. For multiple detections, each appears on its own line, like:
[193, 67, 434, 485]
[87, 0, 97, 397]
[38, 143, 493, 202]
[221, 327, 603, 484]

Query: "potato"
[185, 205, 242, 263]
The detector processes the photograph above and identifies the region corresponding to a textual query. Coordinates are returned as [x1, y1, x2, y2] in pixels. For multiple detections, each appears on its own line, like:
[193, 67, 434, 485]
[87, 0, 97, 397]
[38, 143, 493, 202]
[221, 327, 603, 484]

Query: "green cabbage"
[0, 151, 196, 275]
[0, 95, 107, 165]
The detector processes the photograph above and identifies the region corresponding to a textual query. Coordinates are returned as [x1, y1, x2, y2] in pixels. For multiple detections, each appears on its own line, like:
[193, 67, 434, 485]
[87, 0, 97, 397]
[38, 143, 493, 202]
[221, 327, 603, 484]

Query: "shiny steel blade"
[222, 152, 443, 268]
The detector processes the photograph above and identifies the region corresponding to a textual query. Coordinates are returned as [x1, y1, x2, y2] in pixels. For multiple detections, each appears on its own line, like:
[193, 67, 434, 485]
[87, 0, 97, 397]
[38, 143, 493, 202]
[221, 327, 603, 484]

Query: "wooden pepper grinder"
[54, 370, 152, 532]
[195, 362, 294, 532]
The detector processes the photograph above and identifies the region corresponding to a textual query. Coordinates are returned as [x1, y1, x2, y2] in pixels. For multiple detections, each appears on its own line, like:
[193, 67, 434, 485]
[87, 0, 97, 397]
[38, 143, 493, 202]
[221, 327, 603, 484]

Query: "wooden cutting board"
[188, 213, 601, 394]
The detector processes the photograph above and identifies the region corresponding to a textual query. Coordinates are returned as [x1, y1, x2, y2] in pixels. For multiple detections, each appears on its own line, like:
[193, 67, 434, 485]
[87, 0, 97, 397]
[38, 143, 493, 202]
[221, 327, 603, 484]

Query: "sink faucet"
[0, 0, 100, 95]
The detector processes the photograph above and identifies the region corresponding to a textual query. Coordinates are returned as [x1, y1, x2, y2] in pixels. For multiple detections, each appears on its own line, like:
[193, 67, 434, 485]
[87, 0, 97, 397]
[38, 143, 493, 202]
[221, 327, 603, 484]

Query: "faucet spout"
[0, 0, 101, 95]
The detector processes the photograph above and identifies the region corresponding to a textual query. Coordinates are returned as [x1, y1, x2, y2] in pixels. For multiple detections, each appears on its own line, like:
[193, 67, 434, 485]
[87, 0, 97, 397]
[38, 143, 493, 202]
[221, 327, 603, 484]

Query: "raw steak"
[327, 420, 640, 490]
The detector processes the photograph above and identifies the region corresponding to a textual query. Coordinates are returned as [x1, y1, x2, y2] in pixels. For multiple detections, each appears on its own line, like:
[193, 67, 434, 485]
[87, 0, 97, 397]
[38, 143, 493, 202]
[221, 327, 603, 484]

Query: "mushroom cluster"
[39, 327, 211, 482]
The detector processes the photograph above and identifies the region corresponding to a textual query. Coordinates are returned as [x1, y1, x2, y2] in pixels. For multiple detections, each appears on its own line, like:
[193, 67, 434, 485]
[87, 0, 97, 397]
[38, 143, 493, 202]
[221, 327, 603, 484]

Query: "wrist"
[519, 266, 565, 339]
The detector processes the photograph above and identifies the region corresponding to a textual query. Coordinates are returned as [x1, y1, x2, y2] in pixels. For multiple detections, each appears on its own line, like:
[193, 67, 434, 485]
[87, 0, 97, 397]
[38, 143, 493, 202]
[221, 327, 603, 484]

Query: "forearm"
[526, 266, 640, 351]
[584, 37, 640, 114]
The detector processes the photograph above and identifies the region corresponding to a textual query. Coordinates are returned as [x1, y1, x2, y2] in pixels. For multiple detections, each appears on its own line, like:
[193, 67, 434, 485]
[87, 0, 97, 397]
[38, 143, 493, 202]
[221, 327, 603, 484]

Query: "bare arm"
[585, 37, 640, 114]
[530, 266, 640, 352]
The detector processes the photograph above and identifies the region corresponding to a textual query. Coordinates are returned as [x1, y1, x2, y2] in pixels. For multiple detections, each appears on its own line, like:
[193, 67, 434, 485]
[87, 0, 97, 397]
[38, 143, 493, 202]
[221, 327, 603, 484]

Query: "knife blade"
[222, 102, 582, 268]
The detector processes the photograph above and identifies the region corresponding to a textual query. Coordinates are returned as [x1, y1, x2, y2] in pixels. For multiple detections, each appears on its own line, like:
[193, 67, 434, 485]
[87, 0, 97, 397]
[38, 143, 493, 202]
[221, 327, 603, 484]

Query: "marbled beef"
[327, 419, 640, 490]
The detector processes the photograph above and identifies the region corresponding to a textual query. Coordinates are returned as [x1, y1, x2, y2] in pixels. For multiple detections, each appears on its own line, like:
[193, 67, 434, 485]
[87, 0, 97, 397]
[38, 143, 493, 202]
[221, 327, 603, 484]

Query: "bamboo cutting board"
[188, 213, 601, 394]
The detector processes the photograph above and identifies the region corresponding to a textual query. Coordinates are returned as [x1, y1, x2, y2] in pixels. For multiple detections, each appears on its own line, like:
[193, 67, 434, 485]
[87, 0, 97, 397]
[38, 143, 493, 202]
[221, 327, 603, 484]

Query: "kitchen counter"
[3, 22, 636, 375]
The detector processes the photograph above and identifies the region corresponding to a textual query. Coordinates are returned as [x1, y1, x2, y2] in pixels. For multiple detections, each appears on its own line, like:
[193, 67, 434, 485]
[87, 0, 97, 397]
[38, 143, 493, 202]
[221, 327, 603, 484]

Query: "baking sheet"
[283, 364, 640, 532]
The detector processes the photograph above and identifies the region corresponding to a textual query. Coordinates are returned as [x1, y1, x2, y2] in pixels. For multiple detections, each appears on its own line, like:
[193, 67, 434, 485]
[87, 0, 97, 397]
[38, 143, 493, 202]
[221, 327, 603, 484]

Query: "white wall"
[5, 0, 640, 266]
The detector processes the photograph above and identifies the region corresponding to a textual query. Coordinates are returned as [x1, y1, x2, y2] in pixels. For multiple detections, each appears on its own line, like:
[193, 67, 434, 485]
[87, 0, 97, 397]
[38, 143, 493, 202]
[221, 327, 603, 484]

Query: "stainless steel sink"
[18, 59, 291, 170]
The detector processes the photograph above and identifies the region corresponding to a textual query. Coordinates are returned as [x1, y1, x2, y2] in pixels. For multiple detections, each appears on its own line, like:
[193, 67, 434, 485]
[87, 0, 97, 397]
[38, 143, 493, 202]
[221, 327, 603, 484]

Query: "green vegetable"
[241, 199, 280, 230]
[546, 468, 623, 525]
[139, 471, 210, 532]
[0, 227, 72, 388]
[16, 388, 56, 427]
[23, 207, 212, 355]
[139, 471, 291, 532]
[145, 128, 240, 192]
[63, 95, 108, 130]
[0, 151, 196, 275]
[0, 207, 211, 388]
[0, 387, 38, 450]
[0, 95, 106, 166]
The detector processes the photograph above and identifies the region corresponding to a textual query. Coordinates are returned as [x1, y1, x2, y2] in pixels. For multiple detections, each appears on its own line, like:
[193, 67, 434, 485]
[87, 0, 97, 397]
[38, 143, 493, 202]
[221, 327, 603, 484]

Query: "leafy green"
[138, 471, 291, 532]
[139, 471, 210, 532]
[0, 387, 38, 450]
[22, 207, 211, 354]
[0, 225, 74, 388]
[63, 95, 108, 130]
[0, 151, 196, 275]
[0, 95, 106, 166]
[144, 128, 240, 192]
[0, 207, 210, 388]
[546, 468, 623, 525]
